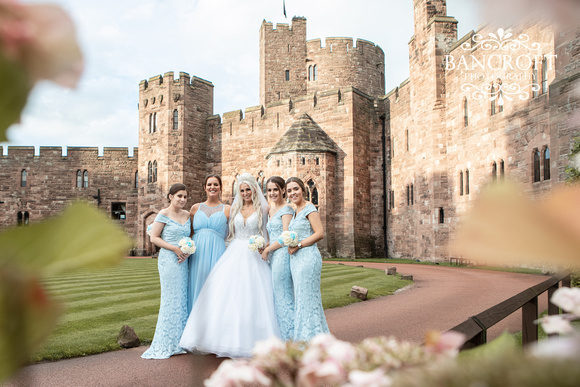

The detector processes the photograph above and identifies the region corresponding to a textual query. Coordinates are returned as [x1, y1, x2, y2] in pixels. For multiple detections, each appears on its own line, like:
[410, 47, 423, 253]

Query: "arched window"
[465, 169, 470, 195]
[173, 109, 178, 130]
[410, 184, 414, 205]
[439, 207, 445, 224]
[135, 171, 139, 188]
[532, 62, 539, 98]
[500, 159, 505, 181]
[459, 171, 464, 196]
[17, 211, 23, 227]
[463, 98, 468, 127]
[492, 161, 497, 182]
[148, 161, 153, 183]
[83, 170, 89, 188]
[542, 57, 548, 94]
[152, 161, 157, 183]
[76, 170, 82, 187]
[543, 147, 551, 180]
[21, 169, 27, 187]
[285, 70, 290, 81]
[490, 84, 496, 115]
[24, 211, 29, 225]
[306, 179, 319, 208]
[313, 65, 318, 81]
[308, 65, 313, 81]
[533, 149, 541, 182]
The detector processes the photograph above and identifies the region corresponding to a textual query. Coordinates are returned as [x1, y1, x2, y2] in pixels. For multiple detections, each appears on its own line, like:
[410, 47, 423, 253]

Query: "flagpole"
[283, 0, 287, 18]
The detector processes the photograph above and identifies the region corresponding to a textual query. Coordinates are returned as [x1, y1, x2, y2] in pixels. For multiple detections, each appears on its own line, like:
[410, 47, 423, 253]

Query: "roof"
[267, 113, 337, 157]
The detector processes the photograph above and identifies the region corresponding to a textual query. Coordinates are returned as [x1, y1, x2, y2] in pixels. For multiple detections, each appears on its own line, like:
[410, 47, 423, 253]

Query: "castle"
[1, 0, 579, 259]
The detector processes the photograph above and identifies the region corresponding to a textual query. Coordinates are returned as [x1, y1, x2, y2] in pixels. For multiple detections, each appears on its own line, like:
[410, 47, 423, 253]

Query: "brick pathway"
[3, 263, 548, 387]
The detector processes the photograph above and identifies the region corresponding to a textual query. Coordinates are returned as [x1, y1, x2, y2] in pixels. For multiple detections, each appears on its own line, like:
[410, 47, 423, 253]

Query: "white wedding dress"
[179, 210, 281, 358]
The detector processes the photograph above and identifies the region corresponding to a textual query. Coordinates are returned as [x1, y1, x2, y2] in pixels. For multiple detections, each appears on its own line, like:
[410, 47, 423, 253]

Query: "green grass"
[31, 259, 410, 362]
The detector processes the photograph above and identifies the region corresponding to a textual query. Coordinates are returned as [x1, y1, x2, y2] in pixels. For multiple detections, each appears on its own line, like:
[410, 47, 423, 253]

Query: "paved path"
[3, 263, 549, 387]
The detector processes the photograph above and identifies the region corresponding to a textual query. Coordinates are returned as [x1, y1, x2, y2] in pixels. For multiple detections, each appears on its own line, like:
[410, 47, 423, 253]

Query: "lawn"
[31, 258, 410, 362]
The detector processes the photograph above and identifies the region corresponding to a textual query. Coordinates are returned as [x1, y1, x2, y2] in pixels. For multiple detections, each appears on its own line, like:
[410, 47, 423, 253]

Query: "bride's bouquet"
[178, 237, 196, 255]
[278, 231, 299, 247]
[248, 235, 266, 252]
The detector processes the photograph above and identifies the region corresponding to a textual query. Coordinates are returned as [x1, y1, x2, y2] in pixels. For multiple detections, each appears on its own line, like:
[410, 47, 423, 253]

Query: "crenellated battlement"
[0, 146, 138, 160]
[140, 71, 213, 93]
[306, 37, 384, 62]
[260, 16, 306, 34]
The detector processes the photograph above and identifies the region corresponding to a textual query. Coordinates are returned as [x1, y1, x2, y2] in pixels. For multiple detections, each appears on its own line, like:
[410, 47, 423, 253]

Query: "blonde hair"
[228, 174, 263, 240]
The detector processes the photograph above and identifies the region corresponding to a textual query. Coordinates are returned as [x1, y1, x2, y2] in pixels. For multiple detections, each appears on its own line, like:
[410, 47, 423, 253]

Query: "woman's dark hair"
[285, 177, 307, 199]
[266, 176, 286, 198]
[204, 174, 222, 190]
[167, 183, 187, 199]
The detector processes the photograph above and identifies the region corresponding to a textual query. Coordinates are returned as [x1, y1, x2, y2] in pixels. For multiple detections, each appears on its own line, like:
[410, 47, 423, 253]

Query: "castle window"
[490, 84, 496, 116]
[459, 171, 464, 196]
[277, 160, 280, 167]
[76, 170, 82, 187]
[152, 161, 157, 183]
[111, 202, 126, 220]
[308, 65, 313, 81]
[148, 161, 153, 183]
[285, 70, 290, 81]
[541, 57, 548, 94]
[306, 179, 319, 208]
[229, 123, 232, 136]
[543, 147, 551, 180]
[277, 113, 280, 129]
[406, 130, 409, 152]
[173, 109, 178, 130]
[410, 184, 414, 205]
[313, 65, 318, 81]
[316, 157, 319, 165]
[532, 62, 539, 98]
[17, 211, 29, 227]
[463, 98, 468, 127]
[492, 161, 497, 182]
[439, 207, 444, 223]
[533, 149, 541, 182]
[83, 170, 89, 188]
[21, 169, 27, 187]
[500, 159, 505, 181]
[135, 171, 138, 188]
[149, 113, 153, 133]
[498, 90, 504, 113]
[251, 118, 254, 132]
[390, 190, 395, 209]
[153, 113, 158, 132]
[406, 185, 410, 205]
[465, 169, 470, 195]
[301, 157, 305, 165]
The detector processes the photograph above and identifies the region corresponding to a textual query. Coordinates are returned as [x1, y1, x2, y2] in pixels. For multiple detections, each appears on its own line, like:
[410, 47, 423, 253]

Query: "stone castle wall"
[0, 146, 139, 240]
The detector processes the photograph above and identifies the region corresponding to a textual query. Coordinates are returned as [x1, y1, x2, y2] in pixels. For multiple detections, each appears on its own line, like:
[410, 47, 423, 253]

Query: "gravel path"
[3, 262, 549, 387]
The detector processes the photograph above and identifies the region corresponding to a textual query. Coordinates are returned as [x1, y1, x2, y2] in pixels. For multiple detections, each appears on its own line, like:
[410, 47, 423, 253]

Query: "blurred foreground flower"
[204, 332, 464, 387]
[451, 183, 580, 268]
[0, 0, 83, 140]
[0, 202, 132, 382]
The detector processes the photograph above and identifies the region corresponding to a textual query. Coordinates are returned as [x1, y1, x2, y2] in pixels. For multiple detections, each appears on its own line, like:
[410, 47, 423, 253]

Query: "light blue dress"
[266, 205, 295, 341]
[142, 213, 190, 359]
[289, 203, 330, 341]
[187, 203, 228, 312]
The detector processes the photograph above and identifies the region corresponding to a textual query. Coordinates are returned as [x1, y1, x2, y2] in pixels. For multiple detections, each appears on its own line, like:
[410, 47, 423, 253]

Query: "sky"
[2, 0, 483, 152]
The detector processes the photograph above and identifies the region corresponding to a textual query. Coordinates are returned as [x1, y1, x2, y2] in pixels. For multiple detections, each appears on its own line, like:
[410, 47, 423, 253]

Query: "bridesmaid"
[286, 177, 330, 341]
[187, 174, 230, 312]
[261, 176, 295, 341]
[142, 183, 191, 359]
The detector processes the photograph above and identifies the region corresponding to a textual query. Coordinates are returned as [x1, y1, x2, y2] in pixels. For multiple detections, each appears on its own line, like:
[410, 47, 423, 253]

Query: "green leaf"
[0, 201, 133, 275]
[0, 52, 31, 142]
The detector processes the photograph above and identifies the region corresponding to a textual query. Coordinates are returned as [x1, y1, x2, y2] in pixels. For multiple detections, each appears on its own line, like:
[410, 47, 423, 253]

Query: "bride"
[179, 173, 280, 358]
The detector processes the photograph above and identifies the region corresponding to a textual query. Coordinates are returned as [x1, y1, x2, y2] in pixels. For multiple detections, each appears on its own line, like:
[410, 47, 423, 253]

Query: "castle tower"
[136, 71, 214, 254]
[260, 17, 307, 106]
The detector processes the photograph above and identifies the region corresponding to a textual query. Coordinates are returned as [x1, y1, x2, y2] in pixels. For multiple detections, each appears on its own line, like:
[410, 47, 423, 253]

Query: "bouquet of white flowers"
[248, 235, 266, 252]
[278, 230, 299, 247]
[178, 237, 196, 255]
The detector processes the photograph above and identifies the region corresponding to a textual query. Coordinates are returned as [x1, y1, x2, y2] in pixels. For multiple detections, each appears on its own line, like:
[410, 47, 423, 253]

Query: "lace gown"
[188, 203, 227, 312]
[179, 211, 281, 358]
[289, 204, 330, 341]
[142, 213, 190, 359]
[266, 205, 295, 341]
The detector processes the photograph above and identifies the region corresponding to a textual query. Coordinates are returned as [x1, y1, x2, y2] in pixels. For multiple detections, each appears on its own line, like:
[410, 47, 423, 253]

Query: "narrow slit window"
[76, 170, 82, 187]
[500, 160, 505, 181]
[543, 147, 550, 180]
[533, 149, 541, 182]
[465, 169, 470, 195]
[439, 207, 444, 224]
[492, 161, 497, 182]
[542, 57, 548, 94]
[83, 170, 89, 188]
[285, 70, 290, 81]
[173, 109, 178, 130]
[459, 171, 464, 196]
[21, 169, 27, 187]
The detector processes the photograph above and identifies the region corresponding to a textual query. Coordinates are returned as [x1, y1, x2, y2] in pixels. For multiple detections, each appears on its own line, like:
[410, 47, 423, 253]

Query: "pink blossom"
[551, 287, 580, 316]
[325, 339, 357, 364]
[345, 369, 393, 387]
[297, 358, 346, 387]
[0, 0, 83, 88]
[424, 330, 466, 356]
[537, 314, 575, 335]
[252, 336, 286, 357]
[204, 359, 271, 387]
[528, 336, 580, 359]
